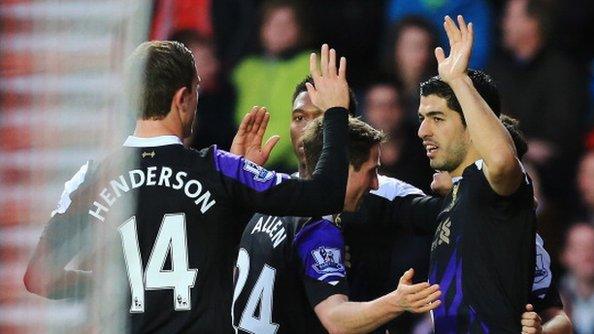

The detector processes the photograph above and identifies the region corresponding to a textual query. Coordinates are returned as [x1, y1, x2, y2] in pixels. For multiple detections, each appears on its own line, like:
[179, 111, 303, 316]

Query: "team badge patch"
[311, 246, 345, 277]
[243, 160, 274, 182]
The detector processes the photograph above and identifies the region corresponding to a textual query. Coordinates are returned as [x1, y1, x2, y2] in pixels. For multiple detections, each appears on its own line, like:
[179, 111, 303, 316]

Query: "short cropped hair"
[168, 29, 214, 50]
[126, 41, 197, 120]
[292, 76, 358, 115]
[302, 117, 386, 176]
[420, 69, 501, 126]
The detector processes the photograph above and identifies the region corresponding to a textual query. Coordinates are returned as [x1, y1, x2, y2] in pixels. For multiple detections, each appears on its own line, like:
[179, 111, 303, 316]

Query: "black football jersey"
[37, 109, 348, 333]
[343, 173, 554, 333]
[232, 214, 348, 334]
[429, 161, 536, 333]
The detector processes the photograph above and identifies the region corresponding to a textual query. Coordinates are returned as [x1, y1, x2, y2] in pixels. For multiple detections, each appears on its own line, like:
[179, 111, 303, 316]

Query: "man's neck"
[133, 118, 182, 139]
[450, 152, 481, 178]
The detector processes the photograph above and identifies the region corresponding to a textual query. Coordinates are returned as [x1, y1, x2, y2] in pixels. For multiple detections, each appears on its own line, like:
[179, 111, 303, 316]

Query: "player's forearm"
[25, 265, 91, 299]
[320, 297, 402, 334]
[47, 270, 93, 299]
[542, 311, 573, 334]
[305, 107, 349, 213]
[449, 75, 517, 172]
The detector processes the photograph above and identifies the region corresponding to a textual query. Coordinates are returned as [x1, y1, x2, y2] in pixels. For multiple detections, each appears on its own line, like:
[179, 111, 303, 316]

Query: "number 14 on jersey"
[118, 213, 198, 313]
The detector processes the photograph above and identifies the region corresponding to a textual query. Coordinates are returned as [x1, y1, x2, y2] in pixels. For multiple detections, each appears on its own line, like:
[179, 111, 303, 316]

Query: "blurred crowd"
[150, 0, 594, 332]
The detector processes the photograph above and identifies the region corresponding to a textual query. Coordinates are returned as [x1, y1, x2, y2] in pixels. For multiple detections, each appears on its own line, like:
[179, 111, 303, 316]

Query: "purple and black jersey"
[232, 214, 348, 334]
[35, 109, 349, 333]
[429, 161, 536, 333]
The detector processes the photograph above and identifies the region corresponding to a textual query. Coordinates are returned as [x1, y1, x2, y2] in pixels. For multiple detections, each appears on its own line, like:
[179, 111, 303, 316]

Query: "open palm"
[230, 106, 280, 166]
[435, 15, 474, 83]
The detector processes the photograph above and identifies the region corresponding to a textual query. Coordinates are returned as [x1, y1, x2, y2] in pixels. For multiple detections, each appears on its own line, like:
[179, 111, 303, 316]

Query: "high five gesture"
[306, 44, 349, 111]
[435, 15, 474, 84]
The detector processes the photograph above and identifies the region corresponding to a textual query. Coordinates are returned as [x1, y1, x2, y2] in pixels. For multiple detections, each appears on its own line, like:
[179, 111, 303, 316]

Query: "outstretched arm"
[314, 269, 441, 334]
[436, 15, 522, 196]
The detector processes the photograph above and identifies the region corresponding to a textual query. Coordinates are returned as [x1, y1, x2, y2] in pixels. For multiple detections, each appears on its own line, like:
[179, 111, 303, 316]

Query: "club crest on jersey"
[311, 246, 345, 276]
[142, 151, 155, 158]
[243, 160, 274, 182]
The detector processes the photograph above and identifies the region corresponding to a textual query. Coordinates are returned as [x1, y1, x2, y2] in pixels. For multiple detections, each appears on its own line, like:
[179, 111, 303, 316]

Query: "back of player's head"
[301, 117, 385, 176]
[292, 76, 358, 115]
[168, 29, 214, 50]
[125, 41, 197, 120]
[420, 69, 501, 126]
[500, 114, 528, 159]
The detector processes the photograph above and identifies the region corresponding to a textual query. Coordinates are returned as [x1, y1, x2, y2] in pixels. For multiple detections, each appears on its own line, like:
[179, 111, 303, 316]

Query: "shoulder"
[292, 51, 312, 63]
[294, 218, 346, 282]
[465, 160, 531, 194]
[233, 56, 262, 78]
[294, 218, 343, 249]
[51, 160, 96, 217]
[213, 147, 290, 191]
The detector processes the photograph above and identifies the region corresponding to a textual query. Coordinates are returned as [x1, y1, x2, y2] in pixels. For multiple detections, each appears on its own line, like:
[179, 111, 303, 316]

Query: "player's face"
[291, 91, 324, 171]
[344, 145, 381, 212]
[418, 94, 470, 173]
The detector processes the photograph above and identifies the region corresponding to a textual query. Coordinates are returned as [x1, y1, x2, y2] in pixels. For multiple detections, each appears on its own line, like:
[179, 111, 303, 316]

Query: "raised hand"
[390, 269, 441, 313]
[230, 106, 280, 166]
[435, 15, 473, 84]
[306, 44, 349, 111]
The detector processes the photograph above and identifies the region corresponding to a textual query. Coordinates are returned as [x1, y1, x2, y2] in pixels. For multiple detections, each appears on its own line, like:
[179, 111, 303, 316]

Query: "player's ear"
[171, 86, 188, 113]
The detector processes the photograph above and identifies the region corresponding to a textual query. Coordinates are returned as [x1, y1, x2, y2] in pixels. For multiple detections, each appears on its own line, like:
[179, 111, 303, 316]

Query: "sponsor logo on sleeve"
[311, 246, 345, 278]
[243, 160, 274, 182]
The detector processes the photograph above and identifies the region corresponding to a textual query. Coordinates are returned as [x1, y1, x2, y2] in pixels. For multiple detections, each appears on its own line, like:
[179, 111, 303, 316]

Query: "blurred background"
[1, 0, 593, 333]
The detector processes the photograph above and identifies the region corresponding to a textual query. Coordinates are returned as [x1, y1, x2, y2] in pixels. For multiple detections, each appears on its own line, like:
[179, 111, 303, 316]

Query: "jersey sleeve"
[37, 161, 98, 272]
[364, 176, 442, 234]
[215, 107, 348, 217]
[530, 234, 563, 311]
[293, 219, 349, 307]
[470, 160, 534, 203]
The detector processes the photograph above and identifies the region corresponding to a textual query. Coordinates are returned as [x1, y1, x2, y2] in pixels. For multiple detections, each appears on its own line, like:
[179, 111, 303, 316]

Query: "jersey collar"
[123, 135, 183, 147]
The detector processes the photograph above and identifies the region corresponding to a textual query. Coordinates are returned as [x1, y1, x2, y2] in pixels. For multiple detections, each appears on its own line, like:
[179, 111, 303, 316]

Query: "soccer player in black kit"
[23, 42, 352, 333]
[232, 116, 442, 334]
[415, 16, 536, 332]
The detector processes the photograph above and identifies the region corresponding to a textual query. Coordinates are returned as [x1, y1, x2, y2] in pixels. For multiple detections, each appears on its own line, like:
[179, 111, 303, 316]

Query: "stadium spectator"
[488, 0, 589, 202]
[232, 0, 311, 172]
[577, 150, 594, 225]
[363, 80, 433, 192]
[150, 0, 259, 69]
[169, 29, 236, 151]
[560, 223, 594, 334]
[382, 17, 438, 122]
[385, 0, 493, 69]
